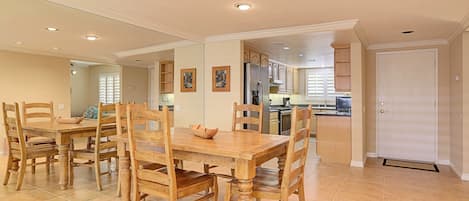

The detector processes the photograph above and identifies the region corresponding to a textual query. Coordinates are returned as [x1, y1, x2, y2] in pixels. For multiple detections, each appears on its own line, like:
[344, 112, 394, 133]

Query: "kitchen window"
[305, 67, 339, 105]
[99, 73, 121, 104]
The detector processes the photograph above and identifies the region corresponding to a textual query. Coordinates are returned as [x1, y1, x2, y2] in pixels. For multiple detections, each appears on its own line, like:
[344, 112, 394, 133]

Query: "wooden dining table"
[22, 119, 112, 190]
[113, 127, 290, 201]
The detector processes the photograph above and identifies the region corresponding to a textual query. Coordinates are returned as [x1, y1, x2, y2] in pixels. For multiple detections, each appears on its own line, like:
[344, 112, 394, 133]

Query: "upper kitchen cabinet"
[160, 61, 174, 94]
[260, 54, 269, 68]
[278, 64, 287, 93]
[286, 67, 293, 93]
[332, 44, 351, 92]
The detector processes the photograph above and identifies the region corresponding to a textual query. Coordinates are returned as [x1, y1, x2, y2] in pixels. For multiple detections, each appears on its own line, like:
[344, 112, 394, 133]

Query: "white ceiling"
[1, 0, 469, 67]
[245, 30, 356, 67]
[116, 50, 174, 67]
[49, 0, 469, 44]
[0, 0, 181, 66]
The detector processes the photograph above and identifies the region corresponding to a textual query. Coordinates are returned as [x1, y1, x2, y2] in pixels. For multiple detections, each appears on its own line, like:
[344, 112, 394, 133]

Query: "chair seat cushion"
[27, 136, 55, 145]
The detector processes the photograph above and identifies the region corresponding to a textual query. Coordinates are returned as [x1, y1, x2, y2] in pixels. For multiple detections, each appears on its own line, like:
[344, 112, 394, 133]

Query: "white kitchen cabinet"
[278, 64, 287, 93]
[286, 67, 293, 94]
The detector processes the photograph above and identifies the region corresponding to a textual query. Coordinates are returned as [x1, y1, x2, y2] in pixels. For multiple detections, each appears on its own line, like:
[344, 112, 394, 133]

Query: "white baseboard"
[461, 173, 469, 181]
[449, 162, 469, 181]
[367, 152, 378, 158]
[438, 160, 450, 165]
[350, 160, 365, 168]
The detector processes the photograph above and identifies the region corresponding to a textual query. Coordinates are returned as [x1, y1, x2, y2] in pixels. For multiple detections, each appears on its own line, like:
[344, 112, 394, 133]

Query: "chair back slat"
[95, 103, 118, 153]
[2, 102, 26, 157]
[232, 102, 263, 133]
[22, 102, 54, 124]
[116, 103, 148, 136]
[281, 106, 312, 194]
[127, 105, 176, 197]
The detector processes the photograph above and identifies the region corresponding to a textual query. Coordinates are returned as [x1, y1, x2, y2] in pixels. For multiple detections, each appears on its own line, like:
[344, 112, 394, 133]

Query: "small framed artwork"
[180, 68, 196, 92]
[212, 66, 231, 92]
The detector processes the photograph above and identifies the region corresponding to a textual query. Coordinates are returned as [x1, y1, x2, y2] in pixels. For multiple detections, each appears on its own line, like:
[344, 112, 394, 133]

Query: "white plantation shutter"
[99, 73, 120, 104]
[306, 68, 339, 105]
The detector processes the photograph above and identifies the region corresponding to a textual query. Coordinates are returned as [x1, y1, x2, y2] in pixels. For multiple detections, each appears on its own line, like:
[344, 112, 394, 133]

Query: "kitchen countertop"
[269, 105, 337, 112]
[315, 111, 351, 117]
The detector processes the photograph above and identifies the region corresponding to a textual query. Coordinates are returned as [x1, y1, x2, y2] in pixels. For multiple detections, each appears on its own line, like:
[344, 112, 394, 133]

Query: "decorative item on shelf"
[212, 66, 230, 92]
[191, 124, 218, 139]
[180, 68, 196, 92]
[56, 117, 84, 124]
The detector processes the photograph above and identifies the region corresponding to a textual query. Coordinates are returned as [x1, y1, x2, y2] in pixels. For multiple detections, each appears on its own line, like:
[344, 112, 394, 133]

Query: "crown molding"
[353, 21, 369, 47]
[205, 19, 359, 42]
[114, 40, 197, 58]
[367, 39, 448, 50]
[448, 12, 469, 42]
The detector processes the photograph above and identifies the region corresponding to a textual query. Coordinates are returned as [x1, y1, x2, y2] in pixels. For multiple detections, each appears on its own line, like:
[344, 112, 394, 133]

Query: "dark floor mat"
[383, 159, 439, 172]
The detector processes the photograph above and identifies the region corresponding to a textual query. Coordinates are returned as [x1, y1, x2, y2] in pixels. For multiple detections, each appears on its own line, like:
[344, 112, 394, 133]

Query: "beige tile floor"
[1, 141, 468, 201]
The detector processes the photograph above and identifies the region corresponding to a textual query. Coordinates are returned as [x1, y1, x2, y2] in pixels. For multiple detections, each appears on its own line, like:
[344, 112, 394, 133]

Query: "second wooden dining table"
[113, 127, 290, 201]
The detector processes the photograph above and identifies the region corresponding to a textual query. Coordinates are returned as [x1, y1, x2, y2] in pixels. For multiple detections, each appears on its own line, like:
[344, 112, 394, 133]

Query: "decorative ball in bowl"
[56, 117, 84, 124]
[191, 124, 218, 139]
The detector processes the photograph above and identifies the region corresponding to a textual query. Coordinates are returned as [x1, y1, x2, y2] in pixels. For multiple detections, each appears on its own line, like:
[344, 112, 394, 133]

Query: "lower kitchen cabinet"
[269, 111, 279, 135]
[316, 115, 351, 164]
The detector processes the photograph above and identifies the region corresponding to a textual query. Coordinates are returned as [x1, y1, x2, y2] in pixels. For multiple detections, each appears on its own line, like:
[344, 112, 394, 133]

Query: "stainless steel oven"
[279, 109, 291, 135]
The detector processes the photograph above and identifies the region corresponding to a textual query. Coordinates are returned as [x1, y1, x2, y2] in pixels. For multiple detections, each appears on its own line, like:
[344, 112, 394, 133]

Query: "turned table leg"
[235, 159, 256, 201]
[118, 142, 131, 201]
[58, 143, 69, 190]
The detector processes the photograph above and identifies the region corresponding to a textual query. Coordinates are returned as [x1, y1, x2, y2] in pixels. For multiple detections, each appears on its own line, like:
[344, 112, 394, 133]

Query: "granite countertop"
[315, 111, 351, 117]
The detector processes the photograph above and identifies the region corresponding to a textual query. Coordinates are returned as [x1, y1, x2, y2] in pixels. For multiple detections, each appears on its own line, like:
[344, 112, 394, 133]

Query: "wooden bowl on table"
[56, 117, 84, 124]
[191, 124, 218, 139]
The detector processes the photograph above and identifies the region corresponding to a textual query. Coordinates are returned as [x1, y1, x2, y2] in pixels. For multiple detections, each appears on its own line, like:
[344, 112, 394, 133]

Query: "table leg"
[118, 142, 131, 201]
[58, 144, 69, 190]
[278, 153, 286, 183]
[235, 159, 256, 201]
[119, 156, 131, 201]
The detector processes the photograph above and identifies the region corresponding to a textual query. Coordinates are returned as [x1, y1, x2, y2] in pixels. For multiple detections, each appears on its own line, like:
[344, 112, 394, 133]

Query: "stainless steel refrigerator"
[244, 63, 270, 133]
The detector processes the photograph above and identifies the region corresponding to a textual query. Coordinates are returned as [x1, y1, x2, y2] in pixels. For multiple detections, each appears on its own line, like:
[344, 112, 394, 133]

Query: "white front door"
[376, 49, 437, 162]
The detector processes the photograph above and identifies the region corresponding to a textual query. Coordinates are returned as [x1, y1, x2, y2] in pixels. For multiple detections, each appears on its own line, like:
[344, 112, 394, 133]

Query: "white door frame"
[375, 48, 439, 162]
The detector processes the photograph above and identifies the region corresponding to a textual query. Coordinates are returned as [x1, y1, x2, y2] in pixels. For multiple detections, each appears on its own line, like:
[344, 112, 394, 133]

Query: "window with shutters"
[99, 73, 121, 104]
[305, 67, 341, 105]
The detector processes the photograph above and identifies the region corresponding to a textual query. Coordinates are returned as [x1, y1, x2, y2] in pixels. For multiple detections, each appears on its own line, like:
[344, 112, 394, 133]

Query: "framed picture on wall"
[212, 66, 230, 92]
[180, 68, 196, 92]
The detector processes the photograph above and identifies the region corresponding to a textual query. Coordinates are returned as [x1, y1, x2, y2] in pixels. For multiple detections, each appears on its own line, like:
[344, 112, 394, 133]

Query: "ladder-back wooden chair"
[231, 102, 263, 133]
[224, 106, 312, 201]
[22, 101, 56, 173]
[69, 103, 118, 191]
[116, 102, 154, 196]
[127, 105, 218, 201]
[2, 102, 58, 190]
[204, 102, 264, 174]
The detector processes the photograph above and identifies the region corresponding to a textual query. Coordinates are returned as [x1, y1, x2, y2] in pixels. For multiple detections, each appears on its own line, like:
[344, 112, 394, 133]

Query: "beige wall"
[0, 50, 71, 153]
[350, 42, 367, 165]
[122, 66, 148, 104]
[174, 44, 205, 127]
[450, 35, 463, 175]
[71, 66, 90, 116]
[462, 32, 469, 175]
[366, 45, 451, 162]
[204, 40, 243, 130]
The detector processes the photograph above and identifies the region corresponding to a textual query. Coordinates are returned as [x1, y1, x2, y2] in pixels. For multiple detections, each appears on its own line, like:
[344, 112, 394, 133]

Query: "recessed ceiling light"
[85, 34, 99, 41]
[15, 41, 23, 45]
[299, 54, 304, 57]
[401, 30, 415, 35]
[235, 3, 251, 11]
[283, 47, 290, 50]
[135, 60, 141, 62]
[52, 47, 60, 51]
[46, 27, 59, 32]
